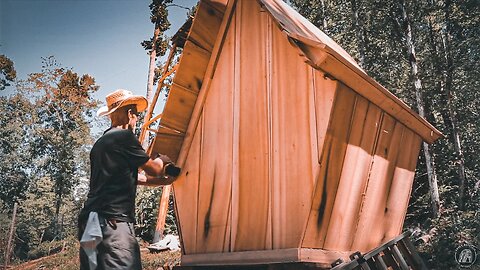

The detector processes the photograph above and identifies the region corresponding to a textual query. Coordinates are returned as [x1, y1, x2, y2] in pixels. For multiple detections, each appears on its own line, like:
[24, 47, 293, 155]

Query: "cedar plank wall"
[301, 85, 423, 252]
[174, 0, 423, 255]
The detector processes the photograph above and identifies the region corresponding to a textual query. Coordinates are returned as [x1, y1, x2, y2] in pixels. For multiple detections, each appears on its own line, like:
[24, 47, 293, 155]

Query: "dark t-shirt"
[79, 128, 149, 223]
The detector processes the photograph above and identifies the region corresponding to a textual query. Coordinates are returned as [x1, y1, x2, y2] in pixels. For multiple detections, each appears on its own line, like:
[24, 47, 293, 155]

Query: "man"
[78, 89, 180, 270]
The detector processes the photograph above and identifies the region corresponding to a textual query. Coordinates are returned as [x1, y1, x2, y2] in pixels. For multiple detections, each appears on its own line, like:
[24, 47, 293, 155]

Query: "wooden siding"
[301, 84, 422, 252]
[167, 0, 428, 261]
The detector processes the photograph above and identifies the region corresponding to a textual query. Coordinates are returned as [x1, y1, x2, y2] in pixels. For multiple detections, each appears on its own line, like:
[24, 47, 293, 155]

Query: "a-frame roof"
[151, 0, 442, 163]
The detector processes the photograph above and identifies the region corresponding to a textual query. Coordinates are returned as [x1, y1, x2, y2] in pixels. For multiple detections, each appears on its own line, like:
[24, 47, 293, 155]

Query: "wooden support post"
[4, 202, 18, 269]
[153, 185, 172, 242]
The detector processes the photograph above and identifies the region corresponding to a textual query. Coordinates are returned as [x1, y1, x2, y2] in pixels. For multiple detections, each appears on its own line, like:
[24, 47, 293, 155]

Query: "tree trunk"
[143, 27, 160, 149]
[320, 0, 328, 31]
[442, 0, 466, 209]
[350, 0, 366, 67]
[398, 0, 441, 216]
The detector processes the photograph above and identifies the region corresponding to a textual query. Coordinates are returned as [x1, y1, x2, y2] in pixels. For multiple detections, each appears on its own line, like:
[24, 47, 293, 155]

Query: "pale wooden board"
[161, 83, 198, 133]
[382, 129, 422, 241]
[233, 0, 270, 251]
[174, 41, 211, 94]
[229, 9, 240, 252]
[313, 71, 338, 163]
[181, 248, 351, 266]
[269, 17, 316, 249]
[150, 126, 184, 162]
[173, 115, 202, 255]
[188, 0, 224, 52]
[350, 114, 405, 251]
[302, 84, 357, 248]
[194, 18, 235, 253]
[323, 96, 382, 251]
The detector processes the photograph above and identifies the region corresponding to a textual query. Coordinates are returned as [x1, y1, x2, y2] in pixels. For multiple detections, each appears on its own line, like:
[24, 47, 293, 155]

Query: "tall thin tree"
[396, 0, 441, 216]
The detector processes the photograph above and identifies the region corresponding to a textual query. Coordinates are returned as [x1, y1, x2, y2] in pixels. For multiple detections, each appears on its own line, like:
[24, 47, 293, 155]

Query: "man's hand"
[164, 163, 181, 177]
[138, 154, 181, 186]
[137, 173, 176, 186]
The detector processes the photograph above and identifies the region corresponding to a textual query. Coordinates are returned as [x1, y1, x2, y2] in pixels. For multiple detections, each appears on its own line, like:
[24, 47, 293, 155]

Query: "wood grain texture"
[351, 114, 405, 251]
[382, 129, 422, 241]
[306, 53, 441, 143]
[229, 9, 240, 252]
[175, 41, 211, 94]
[161, 84, 199, 134]
[195, 19, 235, 253]
[181, 248, 350, 266]
[233, 0, 270, 251]
[150, 126, 184, 162]
[323, 97, 382, 251]
[302, 84, 356, 248]
[270, 17, 316, 249]
[188, 0, 224, 52]
[174, 115, 202, 254]
[312, 71, 338, 163]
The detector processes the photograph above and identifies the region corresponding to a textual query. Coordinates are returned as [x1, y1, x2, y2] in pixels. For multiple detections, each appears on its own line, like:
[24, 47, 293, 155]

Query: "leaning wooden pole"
[140, 44, 178, 149]
[4, 202, 18, 269]
[153, 185, 172, 242]
[139, 44, 178, 243]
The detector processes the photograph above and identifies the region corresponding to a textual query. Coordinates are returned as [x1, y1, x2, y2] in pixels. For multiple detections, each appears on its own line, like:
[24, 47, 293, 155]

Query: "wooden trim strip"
[181, 248, 350, 266]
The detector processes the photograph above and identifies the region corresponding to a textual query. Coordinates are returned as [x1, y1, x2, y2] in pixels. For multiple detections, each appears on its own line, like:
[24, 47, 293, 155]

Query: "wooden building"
[150, 0, 442, 267]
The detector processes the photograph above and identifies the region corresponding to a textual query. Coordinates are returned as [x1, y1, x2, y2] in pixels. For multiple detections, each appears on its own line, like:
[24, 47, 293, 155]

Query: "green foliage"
[17, 56, 99, 235]
[0, 202, 12, 265]
[141, 0, 173, 57]
[0, 94, 36, 206]
[135, 186, 177, 243]
[0, 54, 17, 90]
[0, 56, 99, 262]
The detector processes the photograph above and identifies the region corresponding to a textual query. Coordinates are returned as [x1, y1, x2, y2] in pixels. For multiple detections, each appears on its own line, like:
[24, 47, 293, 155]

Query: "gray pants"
[79, 217, 142, 270]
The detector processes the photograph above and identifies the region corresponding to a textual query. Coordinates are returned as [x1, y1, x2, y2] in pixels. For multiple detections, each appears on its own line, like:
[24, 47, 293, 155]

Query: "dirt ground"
[9, 242, 181, 270]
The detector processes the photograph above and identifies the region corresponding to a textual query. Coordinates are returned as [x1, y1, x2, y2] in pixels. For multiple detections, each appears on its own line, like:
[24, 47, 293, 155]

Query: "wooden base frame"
[180, 248, 351, 268]
[175, 262, 331, 270]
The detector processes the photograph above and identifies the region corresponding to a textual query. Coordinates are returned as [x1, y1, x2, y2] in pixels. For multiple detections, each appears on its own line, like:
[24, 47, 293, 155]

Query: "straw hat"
[97, 89, 148, 117]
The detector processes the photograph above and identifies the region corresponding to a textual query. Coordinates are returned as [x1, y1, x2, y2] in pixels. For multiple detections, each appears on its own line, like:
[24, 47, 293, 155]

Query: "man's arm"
[137, 173, 176, 186]
[140, 158, 164, 176]
[138, 156, 181, 186]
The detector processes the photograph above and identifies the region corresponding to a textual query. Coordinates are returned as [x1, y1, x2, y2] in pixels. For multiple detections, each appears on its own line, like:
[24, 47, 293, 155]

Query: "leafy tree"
[0, 94, 36, 207]
[18, 56, 99, 236]
[142, 0, 172, 105]
[0, 54, 17, 90]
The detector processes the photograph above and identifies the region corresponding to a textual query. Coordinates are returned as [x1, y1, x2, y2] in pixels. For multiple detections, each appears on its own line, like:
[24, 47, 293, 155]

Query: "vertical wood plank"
[229, 9, 240, 252]
[265, 9, 274, 251]
[302, 84, 356, 248]
[323, 98, 382, 251]
[234, 0, 270, 251]
[173, 115, 202, 254]
[313, 72, 338, 163]
[382, 129, 422, 241]
[195, 16, 235, 253]
[351, 115, 405, 251]
[270, 18, 317, 249]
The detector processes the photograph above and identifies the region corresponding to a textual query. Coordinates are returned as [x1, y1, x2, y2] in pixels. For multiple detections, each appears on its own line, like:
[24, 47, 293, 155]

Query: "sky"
[0, 0, 198, 112]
